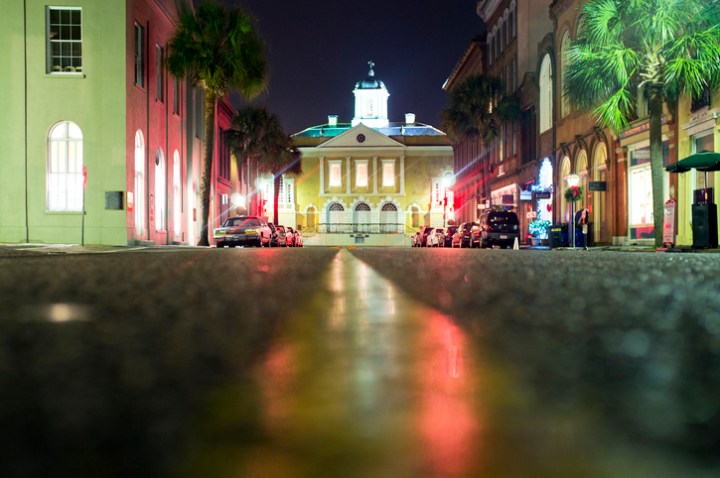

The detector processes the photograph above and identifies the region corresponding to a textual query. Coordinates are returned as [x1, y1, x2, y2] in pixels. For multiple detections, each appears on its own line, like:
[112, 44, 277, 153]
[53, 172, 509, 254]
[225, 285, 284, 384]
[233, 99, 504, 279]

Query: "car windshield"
[489, 213, 519, 225]
[223, 217, 260, 228]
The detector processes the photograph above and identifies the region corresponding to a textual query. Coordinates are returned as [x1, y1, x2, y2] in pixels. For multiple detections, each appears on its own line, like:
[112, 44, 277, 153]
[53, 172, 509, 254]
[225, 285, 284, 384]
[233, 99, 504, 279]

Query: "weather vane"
[368, 60, 375, 77]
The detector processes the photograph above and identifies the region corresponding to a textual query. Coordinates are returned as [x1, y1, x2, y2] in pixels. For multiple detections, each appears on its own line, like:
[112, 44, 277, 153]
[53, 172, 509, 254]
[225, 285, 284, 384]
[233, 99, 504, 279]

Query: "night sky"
[224, 0, 484, 134]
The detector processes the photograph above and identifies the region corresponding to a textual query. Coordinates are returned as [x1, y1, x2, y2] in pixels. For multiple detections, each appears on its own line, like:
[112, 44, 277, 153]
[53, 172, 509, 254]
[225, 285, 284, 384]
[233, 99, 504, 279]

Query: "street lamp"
[442, 172, 456, 228]
[566, 173, 580, 248]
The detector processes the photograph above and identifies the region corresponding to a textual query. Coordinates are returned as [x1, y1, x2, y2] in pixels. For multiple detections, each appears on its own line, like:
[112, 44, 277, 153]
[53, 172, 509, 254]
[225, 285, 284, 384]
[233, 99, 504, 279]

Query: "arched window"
[560, 32, 571, 118]
[593, 143, 608, 242]
[328, 202, 344, 233]
[380, 203, 398, 233]
[354, 202, 371, 233]
[173, 150, 181, 238]
[134, 130, 146, 236]
[47, 121, 83, 211]
[155, 148, 166, 231]
[539, 54, 553, 133]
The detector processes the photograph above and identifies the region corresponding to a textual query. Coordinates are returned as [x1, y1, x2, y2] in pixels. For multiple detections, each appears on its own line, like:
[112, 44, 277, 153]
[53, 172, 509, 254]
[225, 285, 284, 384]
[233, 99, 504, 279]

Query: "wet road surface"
[1, 246, 719, 477]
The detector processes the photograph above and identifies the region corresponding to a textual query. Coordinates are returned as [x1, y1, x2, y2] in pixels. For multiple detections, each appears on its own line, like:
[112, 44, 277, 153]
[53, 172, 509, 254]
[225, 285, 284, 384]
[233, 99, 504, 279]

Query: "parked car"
[294, 229, 304, 247]
[213, 216, 272, 248]
[444, 225, 459, 247]
[419, 226, 434, 247]
[428, 228, 445, 247]
[275, 225, 288, 247]
[478, 208, 520, 248]
[459, 222, 480, 248]
[412, 232, 421, 247]
[285, 227, 297, 247]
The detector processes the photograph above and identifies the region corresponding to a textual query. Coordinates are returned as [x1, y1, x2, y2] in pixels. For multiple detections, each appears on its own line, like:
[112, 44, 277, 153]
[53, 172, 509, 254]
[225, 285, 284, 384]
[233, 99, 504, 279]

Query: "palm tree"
[442, 74, 518, 213]
[565, 0, 720, 247]
[167, 1, 267, 246]
[225, 107, 302, 225]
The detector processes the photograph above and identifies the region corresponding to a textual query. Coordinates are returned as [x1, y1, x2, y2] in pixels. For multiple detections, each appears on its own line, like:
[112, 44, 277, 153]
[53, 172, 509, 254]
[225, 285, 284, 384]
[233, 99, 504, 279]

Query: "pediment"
[317, 124, 405, 149]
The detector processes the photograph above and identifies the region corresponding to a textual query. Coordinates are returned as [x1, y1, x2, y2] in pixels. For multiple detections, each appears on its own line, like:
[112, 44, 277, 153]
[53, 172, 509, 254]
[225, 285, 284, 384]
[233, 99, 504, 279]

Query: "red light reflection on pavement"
[416, 311, 481, 476]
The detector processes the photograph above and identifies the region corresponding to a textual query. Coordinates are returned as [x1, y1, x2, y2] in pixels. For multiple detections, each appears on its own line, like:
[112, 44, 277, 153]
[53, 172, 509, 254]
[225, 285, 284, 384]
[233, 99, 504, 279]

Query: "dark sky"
[225, 0, 484, 134]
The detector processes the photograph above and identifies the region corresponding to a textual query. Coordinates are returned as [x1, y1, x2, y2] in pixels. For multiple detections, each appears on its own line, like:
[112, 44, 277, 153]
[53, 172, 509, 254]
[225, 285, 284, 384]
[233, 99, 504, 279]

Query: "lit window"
[355, 160, 368, 187]
[382, 160, 395, 187]
[329, 160, 342, 187]
[47, 121, 83, 211]
[47, 8, 82, 73]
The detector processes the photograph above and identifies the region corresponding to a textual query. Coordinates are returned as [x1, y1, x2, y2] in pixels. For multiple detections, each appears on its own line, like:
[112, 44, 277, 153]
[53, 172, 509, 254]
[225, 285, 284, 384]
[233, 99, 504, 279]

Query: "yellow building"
[674, 91, 720, 247]
[290, 63, 454, 246]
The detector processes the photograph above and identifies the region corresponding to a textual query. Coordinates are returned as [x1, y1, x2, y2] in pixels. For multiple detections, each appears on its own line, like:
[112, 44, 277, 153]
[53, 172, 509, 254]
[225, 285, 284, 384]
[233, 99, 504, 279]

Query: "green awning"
[666, 150, 720, 173]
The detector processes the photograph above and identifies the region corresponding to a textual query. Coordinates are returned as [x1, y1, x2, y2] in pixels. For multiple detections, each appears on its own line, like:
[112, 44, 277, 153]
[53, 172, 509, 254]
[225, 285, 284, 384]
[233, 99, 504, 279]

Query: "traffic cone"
[513, 237, 519, 250]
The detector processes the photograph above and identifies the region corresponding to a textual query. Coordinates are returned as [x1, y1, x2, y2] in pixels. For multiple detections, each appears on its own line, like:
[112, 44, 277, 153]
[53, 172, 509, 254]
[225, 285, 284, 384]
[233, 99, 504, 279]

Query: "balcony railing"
[318, 222, 405, 234]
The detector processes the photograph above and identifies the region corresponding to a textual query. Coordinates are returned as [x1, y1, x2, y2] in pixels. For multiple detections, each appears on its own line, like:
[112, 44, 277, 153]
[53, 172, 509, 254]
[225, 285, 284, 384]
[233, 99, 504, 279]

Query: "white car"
[427, 228, 445, 247]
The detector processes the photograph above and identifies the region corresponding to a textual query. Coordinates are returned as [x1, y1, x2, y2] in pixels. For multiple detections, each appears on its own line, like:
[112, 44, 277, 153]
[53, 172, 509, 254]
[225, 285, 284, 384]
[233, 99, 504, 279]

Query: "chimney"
[328, 115, 338, 127]
[405, 113, 416, 124]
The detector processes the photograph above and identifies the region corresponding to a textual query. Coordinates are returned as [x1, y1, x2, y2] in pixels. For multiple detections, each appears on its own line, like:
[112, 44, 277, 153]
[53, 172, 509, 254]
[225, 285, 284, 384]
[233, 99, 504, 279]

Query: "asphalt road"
[1, 246, 719, 477]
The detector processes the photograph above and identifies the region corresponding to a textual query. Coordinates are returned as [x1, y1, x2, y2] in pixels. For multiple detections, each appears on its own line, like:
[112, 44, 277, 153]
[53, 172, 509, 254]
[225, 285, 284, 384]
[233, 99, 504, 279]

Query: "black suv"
[478, 209, 520, 248]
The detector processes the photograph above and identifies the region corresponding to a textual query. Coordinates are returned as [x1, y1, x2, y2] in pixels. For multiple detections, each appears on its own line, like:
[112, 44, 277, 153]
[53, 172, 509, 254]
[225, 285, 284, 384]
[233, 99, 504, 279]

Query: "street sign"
[534, 192, 551, 199]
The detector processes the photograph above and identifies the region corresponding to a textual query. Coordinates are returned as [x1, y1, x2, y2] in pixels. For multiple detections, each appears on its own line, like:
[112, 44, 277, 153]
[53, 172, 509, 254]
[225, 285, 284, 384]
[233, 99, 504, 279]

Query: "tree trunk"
[198, 90, 217, 246]
[273, 172, 281, 226]
[648, 88, 665, 248]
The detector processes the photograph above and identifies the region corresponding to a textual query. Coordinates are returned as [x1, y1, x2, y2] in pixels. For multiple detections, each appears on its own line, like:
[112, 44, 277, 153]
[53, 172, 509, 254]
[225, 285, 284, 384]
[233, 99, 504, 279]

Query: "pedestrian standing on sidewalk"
[578, 207, 590, 250]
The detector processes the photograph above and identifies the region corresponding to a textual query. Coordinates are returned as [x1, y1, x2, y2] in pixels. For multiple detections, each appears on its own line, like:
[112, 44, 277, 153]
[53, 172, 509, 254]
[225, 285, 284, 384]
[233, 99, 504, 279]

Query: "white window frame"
[382, 159, 396, 187]
[47, 121, 83, 211]
[329, 160, 342, 188]
[46, 7, 82, 74]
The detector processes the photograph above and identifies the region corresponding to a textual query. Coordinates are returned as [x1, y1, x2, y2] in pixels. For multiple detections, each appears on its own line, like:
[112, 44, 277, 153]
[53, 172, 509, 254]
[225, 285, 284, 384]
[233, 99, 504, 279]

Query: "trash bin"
[547, 224, 569, 248]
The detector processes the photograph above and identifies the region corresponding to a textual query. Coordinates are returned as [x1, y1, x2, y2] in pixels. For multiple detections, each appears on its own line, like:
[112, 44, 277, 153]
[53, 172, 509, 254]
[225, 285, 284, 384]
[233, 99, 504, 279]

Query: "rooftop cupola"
[352, 60, 389, 128]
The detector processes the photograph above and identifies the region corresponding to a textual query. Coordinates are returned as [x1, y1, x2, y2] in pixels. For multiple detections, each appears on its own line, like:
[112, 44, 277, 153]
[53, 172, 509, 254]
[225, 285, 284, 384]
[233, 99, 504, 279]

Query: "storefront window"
[628, 141, 669, 240]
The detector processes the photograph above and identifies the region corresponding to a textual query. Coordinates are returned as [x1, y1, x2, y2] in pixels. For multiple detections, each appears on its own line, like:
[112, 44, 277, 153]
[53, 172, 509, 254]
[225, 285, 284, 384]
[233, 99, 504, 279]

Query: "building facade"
[445, 0, 554, 243]
[1, 0, 233, 246]
[292, 64, 454, 246]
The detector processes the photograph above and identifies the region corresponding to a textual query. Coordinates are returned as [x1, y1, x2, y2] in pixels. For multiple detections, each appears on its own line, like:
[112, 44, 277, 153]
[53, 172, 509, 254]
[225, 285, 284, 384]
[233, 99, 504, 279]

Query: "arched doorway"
[576, 150, 589, 211]
[307, 206, 317, 231]
[155, 148, 166, 234]
[328, 202, 344, 233]
[380, 203, 398, 233]
[353, 202, 371, 233]
[134, 130, 146, 238]
[593, 143, 609, 243]
[559, 156, 571, 223]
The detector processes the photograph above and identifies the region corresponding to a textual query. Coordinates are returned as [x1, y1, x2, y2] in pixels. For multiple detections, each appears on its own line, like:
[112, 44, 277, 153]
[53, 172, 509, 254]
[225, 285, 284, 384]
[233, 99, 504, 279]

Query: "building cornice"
[476, 0, 502, 22]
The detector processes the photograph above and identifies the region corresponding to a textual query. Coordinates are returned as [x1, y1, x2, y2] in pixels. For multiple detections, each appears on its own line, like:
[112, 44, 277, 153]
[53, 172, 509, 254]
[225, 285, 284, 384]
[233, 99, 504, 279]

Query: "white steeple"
[352, 61, 390, 128]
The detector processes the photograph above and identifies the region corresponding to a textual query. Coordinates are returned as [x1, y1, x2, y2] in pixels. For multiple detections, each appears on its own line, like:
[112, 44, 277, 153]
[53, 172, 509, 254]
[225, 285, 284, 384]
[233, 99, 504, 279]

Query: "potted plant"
[528, 218, 551, 246]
